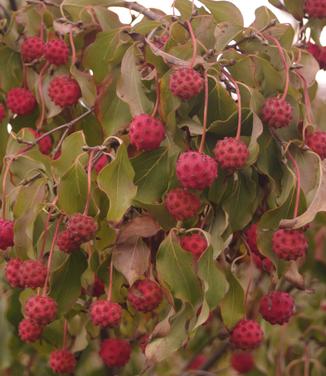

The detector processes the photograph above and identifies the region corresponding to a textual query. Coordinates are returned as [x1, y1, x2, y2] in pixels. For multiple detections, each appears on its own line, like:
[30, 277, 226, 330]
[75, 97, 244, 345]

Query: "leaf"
[214, 22, 243, 52]
[134, 202, 176, 231]
[131, 147, 170, 203]
[50, 252, 88, 313]
[156, 232, 201, 306]
[97, 143, 137, 222]
[174, 0, 193, 19]
[117, 214, 161, 243]
[0, 46, 22, 91]
[112, 238, 150, 286]
[251, 6, 279, 30]
[117, 45, 153, 116]
[247, 113, 264, 165]
[200, 0, 244, 26]
[70, 66, 97, 108]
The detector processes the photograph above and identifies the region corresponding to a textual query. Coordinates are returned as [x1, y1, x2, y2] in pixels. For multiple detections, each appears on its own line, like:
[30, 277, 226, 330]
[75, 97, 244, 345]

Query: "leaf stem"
[199, 71, 209, 153]
[69, 29, 77, 66]
[295, 70, 314, 126]
[186, 20, 197, 68]
[36, 61, 50, 130]
[83, 150, 95, 216]
[107, 258, 114, 301]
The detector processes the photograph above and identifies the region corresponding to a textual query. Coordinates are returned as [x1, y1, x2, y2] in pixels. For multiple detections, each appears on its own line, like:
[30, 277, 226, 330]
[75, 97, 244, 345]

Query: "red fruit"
[230, 319, 264, 350]
[169, 68, 204, 100]
[44, 39, 69, 65]
[92, 275, 105, 297]
[66, 213, 98, 244]
[0, 219, 14, 250]
[94, 155, 109, 174]
[164, 188, 201, 221]
[187, 354, 207, 370]
[244, 224, 259, 254]
[318, 46, 326, 69]
[260, 291, 295, 325]
[129, 114, 166, 151]
[20, 260, 47, 289]
[127, 279, 163, 313]
[231, 352, 254, 374]
[49, 349, 76, 374]
[99, 338, 131, 368]
[138, 334, 149, 353]
[18, 319, 43, 343]
[272, 229, 308, 261]
[180, 233, 208, 260]
[154, 34, 169, 49]
[90, 300, 122, 328]
[21, 36, 44, 62]
[57, 230, 81, 253]
[24, 295, 57, 325]
[307, 42, 321, 60]
[0, 103, 6, 122]
[306, 131, 326, 159]
[176, 151, 218, 190]
[6, 88, 36, 116]
[252, 253, 274, 274]
[261, 97, 292, 128]
[5, 258, 24, 288]
[48, 75, 81, 108]
[304, 0, 326, 18]
[214, 138, 249, 170]
[29, 129, 53, 155]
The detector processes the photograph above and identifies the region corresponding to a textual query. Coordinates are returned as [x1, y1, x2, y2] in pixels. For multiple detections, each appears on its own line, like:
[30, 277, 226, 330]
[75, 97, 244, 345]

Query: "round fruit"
[214, 137, 249, 170]
[18, 319, 43, 343]
[24, 295, 57, 325]
[44, 39, 69, 65]
[127, 279, 163, 313]
[91, 275, 105, 297]
[230, 319, 264, 350]
[20, 260, 47, 289]
[231, 351, 254, 374]
[21, 36, 44, 62]
[164, 188, 201, 221]
[5, 258, 23, 288]
[304, 0, 326, 18]
[99, 338, 131, 367]
[176, 151, 218, 190]
[306, 131, 326, 159]
[252, 253, 274, 274]
[49, 349, 76, 374]
[90, 300, 122, 328]
[187, 354, 207, 370]
[129, 114, 166, 151]
[180, 233, 208, 260]
[30, 129, 53, 155]
[66, 213, 98, 244]
[259, 291, 295, 325]
[244, 224, 259, 254]
[272, 229, 308, 261]
[57, 230, 81, 253]
[0, 103, 6, 122]
[0, 219, 14, 250]
[261, 97, 292, 128]
[48, 75, 81, 108]
[94, 155, 109, 174]
[6, 88, 36, 116]
[169, 68, 204, 100]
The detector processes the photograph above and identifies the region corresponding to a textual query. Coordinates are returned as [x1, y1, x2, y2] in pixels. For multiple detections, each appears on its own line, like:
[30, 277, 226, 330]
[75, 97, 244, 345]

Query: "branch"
[118, 1, 163, 21]
[200, 343, 229, 371]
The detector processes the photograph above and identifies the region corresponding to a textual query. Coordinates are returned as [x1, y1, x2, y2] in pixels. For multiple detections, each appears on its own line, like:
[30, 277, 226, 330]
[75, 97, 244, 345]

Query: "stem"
[63, 319, 68, 349]
[286, 150, 301, 219]
[186, 20, 197, 68]
[151, 70, 160, 117]
[222, 69, 242, 140]
[40, 197, 59, 258]
[52, 127, 70, 158]
[36, 62, 50, 130]
[83, 150, 95, 216]
[69, 29, 77, 66]
[107, 258, 113, 301]
[42, 217, 62, 296]
[1, 159, 13, 219]
[200, 343, 229, 371]
[199, 71, 209, 153]
[295, 71, 314, 126]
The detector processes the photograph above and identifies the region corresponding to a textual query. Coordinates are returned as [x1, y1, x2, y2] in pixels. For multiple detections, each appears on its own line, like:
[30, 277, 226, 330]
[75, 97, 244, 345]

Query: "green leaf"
[247, 113, 264, 165]
[214, 22, 243, 52]
[251, 6, 278, 30]
[70, 66, 97, 108]
[200, 0, 244, 26]
[134, 202, 176, 231]
[174, 0, 193, 19]
[0, 46, 22, 91]
[50, 252, 88, 313]
[97, 143, 137, 222]
[157, 232, 201, 306]
[117, 45, 153, 116]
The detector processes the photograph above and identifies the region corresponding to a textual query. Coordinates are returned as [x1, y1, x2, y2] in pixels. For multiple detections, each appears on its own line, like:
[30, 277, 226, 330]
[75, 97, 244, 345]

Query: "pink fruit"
[66, 213, 98, 244]
[0, 219, 14, 250]
[6, 88, 36, 116]
[180, 233, 208, 260]
[272, 229, 308, 261]
[127, 279, 163, 313]
[44, 39, 69, 65]
[21, 36, 44, 62]
[169, 68, 204, 100]
[99, 338, 131, 367]
[48, 75, 81, 108]
[165, 187, 201, 221]
[20, 260, 47, 289]
[304, 0, 326, 18]
[30, 129, 53, 155]
[306, 131, 326, 159]
[90, 300, 122, 328]
[214, 137, 249, 170]
[5, 258, 24, 288]
[18, 319, 43, 343]
[187, 354, 207, 370]
[259, 291, 295, 325]
[49, 349, 76, 374]
[261, 97, 292, 128]
[24, 295, 57, 325]
[57, 230, 81, 253]
[230, 319, 264, 350]
[94, 155, 109, 174]
[231, 351, 254, 374]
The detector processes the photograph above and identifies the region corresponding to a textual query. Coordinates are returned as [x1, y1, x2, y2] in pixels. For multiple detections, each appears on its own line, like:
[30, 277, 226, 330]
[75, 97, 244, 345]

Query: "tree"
[0, 0, 325, 375]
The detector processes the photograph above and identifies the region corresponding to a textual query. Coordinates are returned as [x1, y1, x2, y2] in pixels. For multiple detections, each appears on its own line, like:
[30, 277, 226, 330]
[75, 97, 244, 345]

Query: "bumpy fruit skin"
[272, 229, 308, 261]
[187, 354, 207, 370]
[0, 103, 6, 122]
[92, 275, 105, 297]
[66, 214, 98, 244]
[57, 230, 80, 253]
[231, 352, 254, 374]
[261, 97, 292, 128]
[244, 224, 259, 253]
[164, 188, 201, 221]
[306, 131, 326, 159]
[18, 319, 43, 343]
[176, 151, 218, 190]
[5, 258, 24, 288]
[260, 291, 295, 325]
[48, 75, 81, 108]
[21, 36, 44, 62]
[252, 253, 274, 273]
[0, 219, 14, 250]
[24, 296, 57, 325]
[180, 233, 208, 260]
[20, 260, 47, 289]
[90, 300, 122, 328]
[230, 319, 264, 350]
[44, 39, 69, 65]
[6, 88, 36, 116]
[94, 155, 109, 174]
[128, 279, 163, 313]
[99, 338, 131, 368]
[304, 0, 326, 18]
[49, 349, 76, 374]
[30, 129, 52, 155]
[129, 114, 166, 151]
[169, 68, 204, 100]
[214, 137, 249, 170]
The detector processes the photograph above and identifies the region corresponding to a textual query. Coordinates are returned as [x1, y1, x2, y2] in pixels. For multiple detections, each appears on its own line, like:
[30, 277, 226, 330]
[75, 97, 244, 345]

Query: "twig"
[200, 343, 229, 371]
